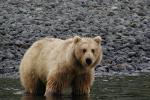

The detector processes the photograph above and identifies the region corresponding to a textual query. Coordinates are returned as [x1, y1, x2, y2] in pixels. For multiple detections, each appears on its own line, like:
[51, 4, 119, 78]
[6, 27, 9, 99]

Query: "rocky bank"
[0, 0, 150, 78]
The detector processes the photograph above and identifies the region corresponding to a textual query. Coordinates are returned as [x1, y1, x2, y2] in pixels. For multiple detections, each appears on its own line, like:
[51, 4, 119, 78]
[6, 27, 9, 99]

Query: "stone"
[0, 0, 150, 77]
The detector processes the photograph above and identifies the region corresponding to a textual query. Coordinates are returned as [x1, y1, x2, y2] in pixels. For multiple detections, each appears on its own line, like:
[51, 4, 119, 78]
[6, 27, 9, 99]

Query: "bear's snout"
[85, 58, 92, 65]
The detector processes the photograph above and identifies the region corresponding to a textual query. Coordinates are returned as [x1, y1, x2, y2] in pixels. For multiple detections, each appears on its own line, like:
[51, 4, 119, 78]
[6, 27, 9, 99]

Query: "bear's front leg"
[44, 72, 70, 96]
[72, 71, 94, 96]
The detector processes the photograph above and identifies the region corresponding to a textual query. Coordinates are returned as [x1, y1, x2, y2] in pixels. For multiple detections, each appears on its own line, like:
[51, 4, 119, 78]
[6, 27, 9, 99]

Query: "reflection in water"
[71, 95, 90, 100]
[21, 95, 45, 100]
[1, 73, 150, 100]
[21, 95, 90, 100]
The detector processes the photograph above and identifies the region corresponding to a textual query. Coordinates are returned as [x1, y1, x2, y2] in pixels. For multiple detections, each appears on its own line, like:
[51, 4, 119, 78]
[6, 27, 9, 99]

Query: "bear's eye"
[82, 49, 87, 53]
[91, 49, 95, 53]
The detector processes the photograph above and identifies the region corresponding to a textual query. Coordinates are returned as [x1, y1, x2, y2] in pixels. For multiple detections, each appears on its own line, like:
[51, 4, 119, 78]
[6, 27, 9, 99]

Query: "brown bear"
[19, 36, 102, 96]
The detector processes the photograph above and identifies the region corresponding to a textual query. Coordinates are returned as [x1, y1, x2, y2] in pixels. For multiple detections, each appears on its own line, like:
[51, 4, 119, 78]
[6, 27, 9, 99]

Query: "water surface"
[0, 73, 150, 100]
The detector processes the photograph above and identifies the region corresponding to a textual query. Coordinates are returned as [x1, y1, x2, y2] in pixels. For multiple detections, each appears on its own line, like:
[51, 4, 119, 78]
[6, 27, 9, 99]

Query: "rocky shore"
[0, 0, 150, 78]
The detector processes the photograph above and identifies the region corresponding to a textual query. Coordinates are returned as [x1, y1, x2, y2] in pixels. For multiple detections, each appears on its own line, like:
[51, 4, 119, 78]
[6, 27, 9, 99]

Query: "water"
[0, 73, 150, 100]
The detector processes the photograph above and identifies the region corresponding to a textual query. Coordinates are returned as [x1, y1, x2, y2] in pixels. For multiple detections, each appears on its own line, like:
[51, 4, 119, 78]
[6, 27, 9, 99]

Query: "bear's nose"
[86, 58, 92, 65]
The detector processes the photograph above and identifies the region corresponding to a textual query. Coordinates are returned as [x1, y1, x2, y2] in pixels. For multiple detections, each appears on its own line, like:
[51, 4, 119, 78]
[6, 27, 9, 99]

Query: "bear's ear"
[74, 36, 81, 44]
[94, 36, 102, 44]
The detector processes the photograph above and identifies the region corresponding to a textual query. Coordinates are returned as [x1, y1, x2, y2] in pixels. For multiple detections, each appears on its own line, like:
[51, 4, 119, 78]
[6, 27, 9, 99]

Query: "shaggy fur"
[19, 36, 102, 96]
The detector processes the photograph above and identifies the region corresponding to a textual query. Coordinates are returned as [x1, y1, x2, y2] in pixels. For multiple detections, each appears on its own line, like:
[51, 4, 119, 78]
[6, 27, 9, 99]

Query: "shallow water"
[0, 73, 150, 100]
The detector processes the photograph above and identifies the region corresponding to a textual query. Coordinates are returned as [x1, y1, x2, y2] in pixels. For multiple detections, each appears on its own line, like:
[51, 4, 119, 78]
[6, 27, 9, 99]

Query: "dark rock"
[128, 52, 137, 57]
[144, 32, 150, 39]
[107, 11, 115, 16]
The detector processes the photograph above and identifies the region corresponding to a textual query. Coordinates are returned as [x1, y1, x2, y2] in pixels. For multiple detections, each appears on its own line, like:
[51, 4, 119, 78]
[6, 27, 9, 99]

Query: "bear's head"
[74, 36, 102, 68]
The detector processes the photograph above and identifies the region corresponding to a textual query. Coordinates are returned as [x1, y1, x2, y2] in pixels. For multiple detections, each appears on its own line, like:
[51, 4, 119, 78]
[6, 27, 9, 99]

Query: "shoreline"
[0, 0, 150, 78]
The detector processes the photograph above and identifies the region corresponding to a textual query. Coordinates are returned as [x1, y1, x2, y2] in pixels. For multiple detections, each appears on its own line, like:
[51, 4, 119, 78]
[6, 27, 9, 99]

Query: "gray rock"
[144, 32, 150, 39]
[0, 0, 150, 77]
[125, 64, 135, 71]
[142, 56, 150, 62]
[137, 63, 150, 71]
[6, 52, 15, 59]
[128, 52, 137, 57]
